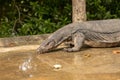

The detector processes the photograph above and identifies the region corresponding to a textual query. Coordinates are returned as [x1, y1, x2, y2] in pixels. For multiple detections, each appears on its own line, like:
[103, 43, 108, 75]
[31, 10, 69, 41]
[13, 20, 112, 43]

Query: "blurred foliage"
[0, 0, 72, 37]
[86, 0, 120, 20]
[0, 0, 120, 37]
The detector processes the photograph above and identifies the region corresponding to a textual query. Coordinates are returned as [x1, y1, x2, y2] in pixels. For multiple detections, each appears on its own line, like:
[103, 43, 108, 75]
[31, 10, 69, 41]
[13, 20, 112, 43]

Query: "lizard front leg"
[64, 32, 85, 52]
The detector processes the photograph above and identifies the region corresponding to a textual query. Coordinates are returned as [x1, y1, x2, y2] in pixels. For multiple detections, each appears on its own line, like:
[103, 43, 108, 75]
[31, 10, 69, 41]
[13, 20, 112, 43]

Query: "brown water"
[0, 48, 120, 80]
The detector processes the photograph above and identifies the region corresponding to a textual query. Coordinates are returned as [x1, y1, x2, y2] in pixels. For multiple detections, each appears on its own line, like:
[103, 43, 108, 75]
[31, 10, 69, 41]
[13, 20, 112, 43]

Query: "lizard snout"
[36, 46, 48, 54]
[36, 40, 56, 54]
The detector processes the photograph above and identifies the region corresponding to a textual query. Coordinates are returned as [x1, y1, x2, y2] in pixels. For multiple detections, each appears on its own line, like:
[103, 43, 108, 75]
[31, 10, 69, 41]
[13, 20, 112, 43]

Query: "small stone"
[53, 64, 62, 69]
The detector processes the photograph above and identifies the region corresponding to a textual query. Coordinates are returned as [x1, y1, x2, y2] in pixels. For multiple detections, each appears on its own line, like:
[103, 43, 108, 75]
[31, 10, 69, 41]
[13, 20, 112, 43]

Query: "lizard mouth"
[36, 45, 54, 54]
[36, 47, 48, 54]
[36, 40, 56, 54]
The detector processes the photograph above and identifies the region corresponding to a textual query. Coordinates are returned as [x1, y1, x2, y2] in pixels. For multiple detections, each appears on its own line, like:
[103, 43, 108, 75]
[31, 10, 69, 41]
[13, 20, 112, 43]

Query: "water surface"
[0, 48, 120, 80]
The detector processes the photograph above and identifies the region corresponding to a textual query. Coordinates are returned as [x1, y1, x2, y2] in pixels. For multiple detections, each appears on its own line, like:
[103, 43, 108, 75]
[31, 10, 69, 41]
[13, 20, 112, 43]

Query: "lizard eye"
[46, 41, 55, 50]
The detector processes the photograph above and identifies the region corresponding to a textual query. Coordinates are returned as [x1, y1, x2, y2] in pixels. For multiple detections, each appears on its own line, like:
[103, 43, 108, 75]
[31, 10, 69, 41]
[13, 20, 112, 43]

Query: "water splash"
[19, 55, 37, 78]
[19, 57, 32, 71]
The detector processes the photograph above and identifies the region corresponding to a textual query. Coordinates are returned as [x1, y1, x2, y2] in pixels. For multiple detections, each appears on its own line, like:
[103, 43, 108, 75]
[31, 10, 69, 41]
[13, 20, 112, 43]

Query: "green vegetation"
[0, 0, 120, 37]
[86, 0, 120, 20]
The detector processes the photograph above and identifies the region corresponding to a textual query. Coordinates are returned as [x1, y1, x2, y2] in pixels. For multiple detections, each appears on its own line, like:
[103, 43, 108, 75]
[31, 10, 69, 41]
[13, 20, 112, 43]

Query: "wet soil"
[0, 47, 120, 80]
[0, 35, 120, 80]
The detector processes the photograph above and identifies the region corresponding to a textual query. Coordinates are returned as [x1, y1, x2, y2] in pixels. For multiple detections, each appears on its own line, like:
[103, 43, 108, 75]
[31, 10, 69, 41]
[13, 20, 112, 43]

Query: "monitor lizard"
[37, 19, 120, 53]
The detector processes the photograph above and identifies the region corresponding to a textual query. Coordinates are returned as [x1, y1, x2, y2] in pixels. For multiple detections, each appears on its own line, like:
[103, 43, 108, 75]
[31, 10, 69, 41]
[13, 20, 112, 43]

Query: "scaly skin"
[37, 19, 120, 54]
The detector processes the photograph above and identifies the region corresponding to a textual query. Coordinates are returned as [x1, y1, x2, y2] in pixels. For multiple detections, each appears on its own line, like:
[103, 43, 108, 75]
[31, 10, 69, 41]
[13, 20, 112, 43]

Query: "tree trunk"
[72, 0, 86, 22]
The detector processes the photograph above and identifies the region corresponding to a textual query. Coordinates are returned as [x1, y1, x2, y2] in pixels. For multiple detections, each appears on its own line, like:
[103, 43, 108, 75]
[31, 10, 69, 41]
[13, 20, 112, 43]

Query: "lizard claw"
[63, 47, 80, 52]
[63, 48, 74, 52]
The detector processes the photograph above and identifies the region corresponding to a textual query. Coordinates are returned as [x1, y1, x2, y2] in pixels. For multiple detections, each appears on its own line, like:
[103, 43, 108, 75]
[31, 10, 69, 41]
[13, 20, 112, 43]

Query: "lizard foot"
[63, 47, 80, 52]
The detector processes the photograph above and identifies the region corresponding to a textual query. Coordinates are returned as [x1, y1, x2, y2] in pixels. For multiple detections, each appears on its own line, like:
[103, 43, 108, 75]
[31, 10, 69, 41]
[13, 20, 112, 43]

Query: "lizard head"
[36, 39, 56, 54]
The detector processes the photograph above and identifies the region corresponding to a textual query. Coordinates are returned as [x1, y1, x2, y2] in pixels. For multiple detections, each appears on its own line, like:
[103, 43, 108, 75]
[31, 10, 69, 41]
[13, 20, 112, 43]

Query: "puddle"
[0, 48, 120, 80]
